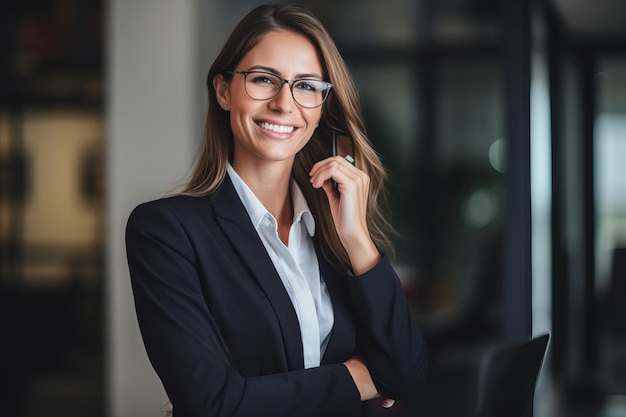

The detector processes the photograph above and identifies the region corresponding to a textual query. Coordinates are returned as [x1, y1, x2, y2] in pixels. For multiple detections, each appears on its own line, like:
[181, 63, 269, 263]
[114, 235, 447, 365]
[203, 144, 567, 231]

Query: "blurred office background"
[0, 0, 625, 416]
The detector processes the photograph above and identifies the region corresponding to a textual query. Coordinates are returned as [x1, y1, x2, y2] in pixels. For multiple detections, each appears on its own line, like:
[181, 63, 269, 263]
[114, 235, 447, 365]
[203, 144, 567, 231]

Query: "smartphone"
[331, 129, 338, 191]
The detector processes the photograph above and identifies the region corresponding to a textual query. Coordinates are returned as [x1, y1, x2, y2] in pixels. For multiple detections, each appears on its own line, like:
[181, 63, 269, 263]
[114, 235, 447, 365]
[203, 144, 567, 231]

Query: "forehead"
[238, 30, 324, 77]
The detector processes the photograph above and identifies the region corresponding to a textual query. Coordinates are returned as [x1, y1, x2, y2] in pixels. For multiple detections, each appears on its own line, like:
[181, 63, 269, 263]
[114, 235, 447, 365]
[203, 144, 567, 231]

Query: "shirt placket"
[263, 216, 321, 368]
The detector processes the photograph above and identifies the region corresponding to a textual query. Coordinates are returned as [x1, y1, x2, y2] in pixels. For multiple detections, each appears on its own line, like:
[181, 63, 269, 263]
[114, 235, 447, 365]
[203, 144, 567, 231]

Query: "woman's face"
[215, 30, 325, 169]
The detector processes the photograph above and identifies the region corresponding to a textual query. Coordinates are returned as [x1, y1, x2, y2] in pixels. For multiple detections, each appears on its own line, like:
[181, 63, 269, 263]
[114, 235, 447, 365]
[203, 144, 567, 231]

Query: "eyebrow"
[246, 65, 324, 80]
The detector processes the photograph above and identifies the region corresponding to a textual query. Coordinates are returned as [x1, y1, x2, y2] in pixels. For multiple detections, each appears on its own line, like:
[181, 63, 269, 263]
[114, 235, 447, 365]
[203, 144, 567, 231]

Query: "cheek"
[305, 110, 323, 129]
[229, 101, 255, 129]
[228, 111, 247, 143]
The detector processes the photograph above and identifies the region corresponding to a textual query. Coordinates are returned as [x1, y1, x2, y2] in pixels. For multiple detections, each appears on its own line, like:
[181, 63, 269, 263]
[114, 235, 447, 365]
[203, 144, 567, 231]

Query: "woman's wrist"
[343, 236, 381, 276]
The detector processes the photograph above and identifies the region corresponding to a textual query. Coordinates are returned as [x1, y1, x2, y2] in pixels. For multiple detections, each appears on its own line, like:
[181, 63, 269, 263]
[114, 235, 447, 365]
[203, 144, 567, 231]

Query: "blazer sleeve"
[347, 256, 428, 400]
[125, 201, 361, 417]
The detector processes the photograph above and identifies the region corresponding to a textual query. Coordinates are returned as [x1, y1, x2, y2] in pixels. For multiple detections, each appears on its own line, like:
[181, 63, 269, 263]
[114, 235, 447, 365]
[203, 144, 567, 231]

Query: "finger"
[318, 179, 337, 204]
[381, 398, 396, 409]
[309, 157, 357, 189]
[334, 155, 354, 192]
[309, 155, 355, 177]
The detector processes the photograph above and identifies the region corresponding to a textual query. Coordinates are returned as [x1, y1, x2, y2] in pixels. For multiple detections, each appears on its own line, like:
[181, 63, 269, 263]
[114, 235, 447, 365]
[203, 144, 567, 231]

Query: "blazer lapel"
[209, 177, 304, 370]
[316, 240, 357, 365]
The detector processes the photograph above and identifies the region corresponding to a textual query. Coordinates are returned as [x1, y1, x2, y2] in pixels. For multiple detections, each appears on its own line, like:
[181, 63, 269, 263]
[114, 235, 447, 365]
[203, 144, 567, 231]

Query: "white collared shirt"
[227, 164, 334, 369]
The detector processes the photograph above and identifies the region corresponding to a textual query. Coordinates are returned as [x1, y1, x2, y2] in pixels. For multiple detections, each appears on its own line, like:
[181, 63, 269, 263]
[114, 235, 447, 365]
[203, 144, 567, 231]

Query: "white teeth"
[258, 122, 294, 133]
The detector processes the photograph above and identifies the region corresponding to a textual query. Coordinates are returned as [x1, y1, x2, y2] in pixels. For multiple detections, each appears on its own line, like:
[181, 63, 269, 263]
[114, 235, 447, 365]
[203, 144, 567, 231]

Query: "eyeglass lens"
[243, 71, 330, 108]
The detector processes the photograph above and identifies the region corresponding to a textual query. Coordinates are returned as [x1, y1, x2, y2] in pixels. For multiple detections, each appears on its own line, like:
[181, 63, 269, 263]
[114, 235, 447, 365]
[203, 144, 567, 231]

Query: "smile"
[257, 121, 295, 134]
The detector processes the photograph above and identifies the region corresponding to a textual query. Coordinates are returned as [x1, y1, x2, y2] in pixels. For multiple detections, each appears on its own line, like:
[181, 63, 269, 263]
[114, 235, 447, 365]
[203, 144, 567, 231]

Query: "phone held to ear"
[331, 129, 339, 191]
[330, 129, 354, 192]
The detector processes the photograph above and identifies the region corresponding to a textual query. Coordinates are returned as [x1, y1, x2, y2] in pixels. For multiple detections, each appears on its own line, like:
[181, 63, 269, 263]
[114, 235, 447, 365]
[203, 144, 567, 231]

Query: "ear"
[213, 74, 230, 109]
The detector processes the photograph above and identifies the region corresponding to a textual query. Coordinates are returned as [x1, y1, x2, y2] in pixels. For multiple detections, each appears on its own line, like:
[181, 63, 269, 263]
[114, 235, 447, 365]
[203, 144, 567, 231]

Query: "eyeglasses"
[227, 70, 333, 108]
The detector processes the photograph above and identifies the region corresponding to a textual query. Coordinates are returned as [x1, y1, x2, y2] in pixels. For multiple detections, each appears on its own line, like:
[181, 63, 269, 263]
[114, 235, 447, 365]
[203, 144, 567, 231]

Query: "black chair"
[475, 333, 550, 417]
[608, 247, 626, 337]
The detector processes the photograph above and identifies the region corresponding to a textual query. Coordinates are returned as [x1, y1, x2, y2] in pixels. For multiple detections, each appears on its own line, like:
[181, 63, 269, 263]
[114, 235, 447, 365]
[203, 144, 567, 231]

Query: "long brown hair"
[180, 3, 393, 268]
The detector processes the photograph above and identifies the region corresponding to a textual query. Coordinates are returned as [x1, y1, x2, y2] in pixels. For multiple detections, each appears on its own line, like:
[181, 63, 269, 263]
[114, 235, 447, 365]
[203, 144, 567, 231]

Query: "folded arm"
[126, 202, 361, 417]
[346, 256, 428, 400]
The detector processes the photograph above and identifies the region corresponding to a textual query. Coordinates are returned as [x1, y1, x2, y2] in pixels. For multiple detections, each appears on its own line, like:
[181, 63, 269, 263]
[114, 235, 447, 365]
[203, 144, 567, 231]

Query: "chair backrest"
[609, 248, 626, 336]
[475, 333, 550, 417]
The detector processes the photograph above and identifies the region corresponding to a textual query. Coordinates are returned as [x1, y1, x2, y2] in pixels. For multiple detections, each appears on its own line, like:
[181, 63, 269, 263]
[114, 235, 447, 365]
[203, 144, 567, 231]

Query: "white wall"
[106, 1, 204, 416]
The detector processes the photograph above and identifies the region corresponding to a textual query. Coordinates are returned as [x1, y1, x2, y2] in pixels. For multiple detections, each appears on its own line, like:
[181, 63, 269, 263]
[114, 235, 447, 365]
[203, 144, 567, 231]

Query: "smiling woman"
[214, 30, 325, 173]
[125, 4, 427, 417]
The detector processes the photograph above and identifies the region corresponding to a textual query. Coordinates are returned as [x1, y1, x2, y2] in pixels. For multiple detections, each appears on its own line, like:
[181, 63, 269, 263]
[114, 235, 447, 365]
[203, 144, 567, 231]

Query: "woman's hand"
[309, 155, 368, 239]
[343, 357, 379, 401]
[309, 156, 381, 274]
[343, 357, 396, 408]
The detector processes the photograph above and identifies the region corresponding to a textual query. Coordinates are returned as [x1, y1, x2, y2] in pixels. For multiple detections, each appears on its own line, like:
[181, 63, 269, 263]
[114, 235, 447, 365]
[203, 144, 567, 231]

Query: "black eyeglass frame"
[225, 70, 333, 108]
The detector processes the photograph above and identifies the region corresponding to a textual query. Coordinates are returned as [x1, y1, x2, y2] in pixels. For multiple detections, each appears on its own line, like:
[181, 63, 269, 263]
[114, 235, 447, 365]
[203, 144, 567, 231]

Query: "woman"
[126, 4, 427, 417]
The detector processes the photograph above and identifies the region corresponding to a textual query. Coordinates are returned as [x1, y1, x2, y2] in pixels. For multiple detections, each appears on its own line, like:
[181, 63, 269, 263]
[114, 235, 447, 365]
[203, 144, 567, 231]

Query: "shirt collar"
[227, 163, 315, 237]
[291, 177, 316, 237]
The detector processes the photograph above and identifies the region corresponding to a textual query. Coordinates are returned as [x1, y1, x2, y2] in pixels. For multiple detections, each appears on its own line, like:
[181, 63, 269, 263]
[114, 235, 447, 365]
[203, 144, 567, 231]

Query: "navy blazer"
[126, 176, 427, 417]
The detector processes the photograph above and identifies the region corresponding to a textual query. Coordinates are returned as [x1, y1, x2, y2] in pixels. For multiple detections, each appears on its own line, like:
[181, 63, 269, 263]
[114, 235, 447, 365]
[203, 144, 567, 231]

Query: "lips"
[257, 121, 296, 134]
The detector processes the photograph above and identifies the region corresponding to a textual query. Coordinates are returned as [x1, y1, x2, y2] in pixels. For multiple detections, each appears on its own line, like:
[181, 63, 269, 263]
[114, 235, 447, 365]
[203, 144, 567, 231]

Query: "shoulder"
[126, 194, 215, 239]
[129, 194, 203, 222]
[125, 180, 243, 249]
[125, 195, 219, 261]
[128, 178, 237, 224]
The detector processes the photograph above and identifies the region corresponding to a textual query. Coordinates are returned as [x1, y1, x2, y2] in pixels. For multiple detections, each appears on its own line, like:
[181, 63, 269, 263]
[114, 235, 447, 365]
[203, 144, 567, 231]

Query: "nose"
[268, 81, 295, 112]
